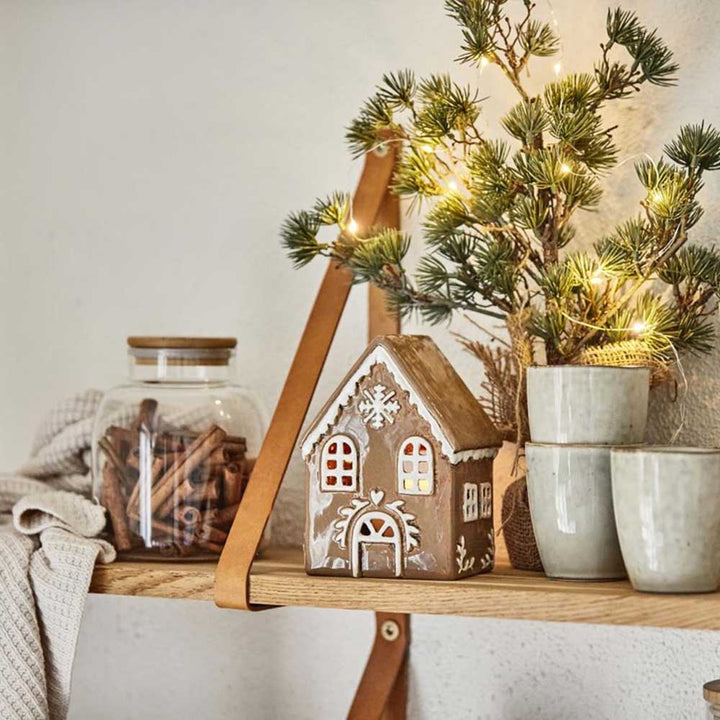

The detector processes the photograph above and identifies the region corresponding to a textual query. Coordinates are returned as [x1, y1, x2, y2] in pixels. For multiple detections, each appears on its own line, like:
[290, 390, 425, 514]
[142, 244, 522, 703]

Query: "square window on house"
[480, 482, 492, 518]
[463, 483, 478, 522]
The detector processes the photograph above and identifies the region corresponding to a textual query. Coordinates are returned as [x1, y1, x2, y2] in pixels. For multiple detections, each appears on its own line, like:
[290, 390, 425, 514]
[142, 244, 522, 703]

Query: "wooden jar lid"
[127, 337, 237, 366]
[704, 680, 720, 703]
[127, 337, 237, 350]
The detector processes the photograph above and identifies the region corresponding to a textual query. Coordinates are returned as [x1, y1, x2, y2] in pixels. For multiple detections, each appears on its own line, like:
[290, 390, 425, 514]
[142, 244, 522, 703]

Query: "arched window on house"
[320, 434, 358, 491]
[397, 436, 434, 495]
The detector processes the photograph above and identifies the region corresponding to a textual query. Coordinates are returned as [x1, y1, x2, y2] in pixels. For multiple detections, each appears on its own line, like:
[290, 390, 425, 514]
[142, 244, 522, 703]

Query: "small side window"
[321, 434, 358, 492]
[463, 483, 478, 522]
[480, 482, 492, 518]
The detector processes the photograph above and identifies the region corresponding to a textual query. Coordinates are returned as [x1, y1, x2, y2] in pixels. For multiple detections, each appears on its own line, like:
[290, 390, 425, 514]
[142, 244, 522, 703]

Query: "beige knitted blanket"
[0, 391, 115, 720]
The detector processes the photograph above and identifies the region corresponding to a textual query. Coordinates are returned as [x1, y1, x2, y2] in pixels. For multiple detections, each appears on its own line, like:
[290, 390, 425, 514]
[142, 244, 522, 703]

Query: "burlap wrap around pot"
[501, 475, 543, 572]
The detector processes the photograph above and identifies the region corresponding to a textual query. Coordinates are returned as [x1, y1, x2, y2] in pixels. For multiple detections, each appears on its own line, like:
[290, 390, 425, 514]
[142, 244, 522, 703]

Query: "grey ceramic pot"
[526, 366, 650, 445]
[525, 443, 626, 580]
[611, 446, 720, 593]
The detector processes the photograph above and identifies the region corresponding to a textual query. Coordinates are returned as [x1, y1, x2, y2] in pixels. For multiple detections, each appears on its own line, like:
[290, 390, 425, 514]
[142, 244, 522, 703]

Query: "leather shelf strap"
[214, 145, 398, 611]
[348, 613, 410, 720]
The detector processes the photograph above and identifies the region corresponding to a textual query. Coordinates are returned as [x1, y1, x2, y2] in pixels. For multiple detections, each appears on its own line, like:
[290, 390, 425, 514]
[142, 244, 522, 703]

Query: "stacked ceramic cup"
[611, 445, 720, 593]
[524, 366, 650, 581]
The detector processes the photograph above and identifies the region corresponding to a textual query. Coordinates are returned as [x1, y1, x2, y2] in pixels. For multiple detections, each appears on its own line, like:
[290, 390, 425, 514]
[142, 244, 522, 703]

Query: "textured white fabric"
[0, 391, 115, 720]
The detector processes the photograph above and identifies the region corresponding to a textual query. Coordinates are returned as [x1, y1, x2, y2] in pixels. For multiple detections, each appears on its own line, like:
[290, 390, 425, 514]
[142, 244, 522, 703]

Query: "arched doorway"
[350, 511, 402, 578]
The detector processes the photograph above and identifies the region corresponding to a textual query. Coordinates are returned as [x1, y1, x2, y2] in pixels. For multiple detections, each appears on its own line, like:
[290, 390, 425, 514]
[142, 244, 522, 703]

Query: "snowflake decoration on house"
[358, 383, 400, 430]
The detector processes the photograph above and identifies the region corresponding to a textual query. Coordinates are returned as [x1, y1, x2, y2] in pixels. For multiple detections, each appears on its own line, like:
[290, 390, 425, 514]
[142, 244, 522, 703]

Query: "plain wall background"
[3, 1, 720, 718]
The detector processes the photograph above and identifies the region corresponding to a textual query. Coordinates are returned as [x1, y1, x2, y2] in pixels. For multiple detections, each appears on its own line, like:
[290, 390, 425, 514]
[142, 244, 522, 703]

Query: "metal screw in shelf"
[380, 619, 400, 642]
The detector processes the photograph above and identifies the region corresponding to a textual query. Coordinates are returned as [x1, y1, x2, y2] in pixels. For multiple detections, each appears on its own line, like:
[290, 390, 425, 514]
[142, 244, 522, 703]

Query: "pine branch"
[283, 1, 720, 413]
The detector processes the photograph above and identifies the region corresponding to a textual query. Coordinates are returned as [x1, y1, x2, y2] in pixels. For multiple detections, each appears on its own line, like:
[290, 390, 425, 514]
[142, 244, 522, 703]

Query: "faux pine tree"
[282, 1, 720, 444]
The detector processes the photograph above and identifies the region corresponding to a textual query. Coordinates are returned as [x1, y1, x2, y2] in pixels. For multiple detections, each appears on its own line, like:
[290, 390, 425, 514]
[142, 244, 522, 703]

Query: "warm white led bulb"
[348, 219, 359, 233]
[590, 268, 605, 286]
[448, 180, 458, 191]
[554, 62, 562, 76]
[480, 56, 489, 69]
[422, 144, 433, 153]
[651, 189, 664, 203]
[560, 163, 571, 175]
[631, 321, 647, 335]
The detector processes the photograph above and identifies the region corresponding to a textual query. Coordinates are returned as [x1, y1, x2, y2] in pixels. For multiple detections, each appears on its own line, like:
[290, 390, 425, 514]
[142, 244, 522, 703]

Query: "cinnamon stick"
[209, 502, 240, 527]
[174, 505, 201, 526]
[105, 426, 136, 458]
[223, 438, 247, 457]
[159, 542, 195, 558]
[222, 462, 245, 506]
[162, 476, 219, 518]
[133, 398, 158, 432]
[197, 540, 224, 554]
[150, 425, 227, 515]
[99, 459, 132, 551]
[197, 523, 228, 545]
[136, 516, 194, 544]
[126, 455, 165, 516]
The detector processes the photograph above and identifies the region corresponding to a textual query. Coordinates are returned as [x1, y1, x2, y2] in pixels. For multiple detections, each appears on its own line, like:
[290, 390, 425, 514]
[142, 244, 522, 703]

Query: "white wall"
[3, 1, 720, 718]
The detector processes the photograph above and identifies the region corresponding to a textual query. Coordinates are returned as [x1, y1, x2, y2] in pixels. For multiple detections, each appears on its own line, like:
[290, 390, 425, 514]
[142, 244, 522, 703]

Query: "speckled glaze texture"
[526, 444, 626, 580]
[527, 366, 650, 444]
[611, 447, 720, 593]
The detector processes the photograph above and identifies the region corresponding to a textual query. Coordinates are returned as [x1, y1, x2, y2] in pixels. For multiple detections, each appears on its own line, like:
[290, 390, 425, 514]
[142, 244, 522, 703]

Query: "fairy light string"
[561, 310, 688, 443]
[342, 1, 694, 422]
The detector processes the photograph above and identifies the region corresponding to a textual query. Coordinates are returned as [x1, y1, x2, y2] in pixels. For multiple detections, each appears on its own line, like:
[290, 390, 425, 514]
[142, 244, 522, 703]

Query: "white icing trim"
[301, 346, 500, 464]
[453, 447, 499, 463]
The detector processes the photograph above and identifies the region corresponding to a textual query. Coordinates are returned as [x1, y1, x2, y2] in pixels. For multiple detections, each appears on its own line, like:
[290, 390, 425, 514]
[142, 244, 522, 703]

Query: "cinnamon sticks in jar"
[97, 398, 252, 559]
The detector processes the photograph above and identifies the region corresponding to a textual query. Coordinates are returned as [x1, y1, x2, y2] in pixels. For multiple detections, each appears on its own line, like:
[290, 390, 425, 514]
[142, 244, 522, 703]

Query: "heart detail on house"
[370, 489, 385, 506]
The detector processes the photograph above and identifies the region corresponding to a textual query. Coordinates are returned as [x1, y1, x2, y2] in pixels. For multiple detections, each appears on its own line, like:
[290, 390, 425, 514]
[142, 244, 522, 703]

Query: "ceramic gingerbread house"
[301, 335, 503, 580]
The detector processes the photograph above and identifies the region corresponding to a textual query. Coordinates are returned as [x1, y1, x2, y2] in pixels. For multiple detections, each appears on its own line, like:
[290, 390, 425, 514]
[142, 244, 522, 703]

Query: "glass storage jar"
[92, 337, 265, 560]
[706, 680, 720, 719]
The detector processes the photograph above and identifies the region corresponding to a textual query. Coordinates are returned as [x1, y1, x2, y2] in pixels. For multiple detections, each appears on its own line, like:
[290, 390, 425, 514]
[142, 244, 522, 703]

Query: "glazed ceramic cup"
[525, 443, 626, 580]
[611, 446, 720, 593]
[526, 365, 650, 444]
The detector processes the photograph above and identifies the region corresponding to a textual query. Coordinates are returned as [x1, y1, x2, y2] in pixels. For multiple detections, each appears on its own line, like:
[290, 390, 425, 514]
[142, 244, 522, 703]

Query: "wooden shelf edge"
[89, 546, 720, 631]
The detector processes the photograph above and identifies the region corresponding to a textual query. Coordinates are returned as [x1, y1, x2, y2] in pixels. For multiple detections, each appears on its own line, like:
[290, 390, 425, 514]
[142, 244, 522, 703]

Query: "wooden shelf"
[89, 547, 720, 631]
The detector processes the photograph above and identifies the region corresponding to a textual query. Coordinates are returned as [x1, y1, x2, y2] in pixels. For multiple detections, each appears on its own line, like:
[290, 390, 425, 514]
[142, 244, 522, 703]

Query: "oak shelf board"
[89, 546, 720, 631]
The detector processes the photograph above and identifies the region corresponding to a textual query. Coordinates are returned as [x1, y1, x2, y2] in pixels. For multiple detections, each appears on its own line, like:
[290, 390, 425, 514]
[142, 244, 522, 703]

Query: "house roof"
[301, 335, 503, 464]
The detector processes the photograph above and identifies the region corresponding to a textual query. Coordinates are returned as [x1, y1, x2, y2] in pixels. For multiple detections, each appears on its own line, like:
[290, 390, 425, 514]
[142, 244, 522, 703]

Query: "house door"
[350, 511, 402, 578]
